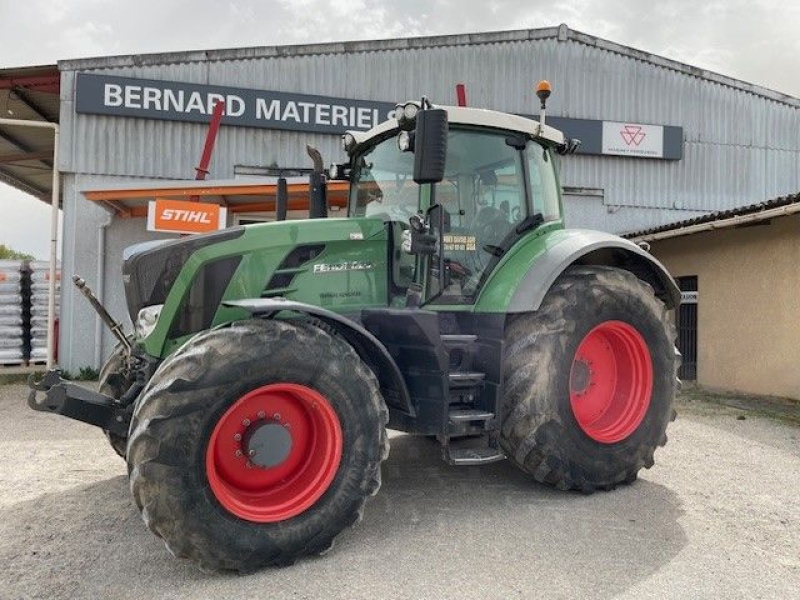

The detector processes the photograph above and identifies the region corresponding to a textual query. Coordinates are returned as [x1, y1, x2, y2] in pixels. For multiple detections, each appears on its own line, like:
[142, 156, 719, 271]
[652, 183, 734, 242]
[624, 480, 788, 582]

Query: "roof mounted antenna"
[535, 80, 551, 127]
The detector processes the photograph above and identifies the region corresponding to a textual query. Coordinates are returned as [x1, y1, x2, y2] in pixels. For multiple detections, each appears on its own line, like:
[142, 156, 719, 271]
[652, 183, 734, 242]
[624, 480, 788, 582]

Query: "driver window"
[437, 129, 526, 300]
[528, 143, 561, 221]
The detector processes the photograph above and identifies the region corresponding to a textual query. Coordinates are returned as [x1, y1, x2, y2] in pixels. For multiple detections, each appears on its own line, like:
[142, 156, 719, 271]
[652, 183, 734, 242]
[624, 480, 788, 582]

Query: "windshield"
[349, 136, 420, 221]
[349, 129, 559, 223]
[349, 128, 560, 302]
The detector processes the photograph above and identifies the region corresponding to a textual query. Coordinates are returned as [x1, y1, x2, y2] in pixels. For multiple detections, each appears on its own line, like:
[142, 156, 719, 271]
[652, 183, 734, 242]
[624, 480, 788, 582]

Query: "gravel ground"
[0, 383, 798, 600]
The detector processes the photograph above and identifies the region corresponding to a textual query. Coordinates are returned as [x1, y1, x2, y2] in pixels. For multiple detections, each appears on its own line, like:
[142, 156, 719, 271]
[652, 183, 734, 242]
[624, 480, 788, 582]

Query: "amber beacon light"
[536, 80, 552, 126]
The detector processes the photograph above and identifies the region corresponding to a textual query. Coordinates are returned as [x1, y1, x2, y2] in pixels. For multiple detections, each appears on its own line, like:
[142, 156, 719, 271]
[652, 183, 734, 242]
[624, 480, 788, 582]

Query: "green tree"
[0, 244, 34, 260]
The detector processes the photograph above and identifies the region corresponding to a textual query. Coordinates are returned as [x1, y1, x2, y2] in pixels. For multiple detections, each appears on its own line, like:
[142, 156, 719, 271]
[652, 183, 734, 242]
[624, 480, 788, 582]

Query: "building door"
[676, 276, 698, 380]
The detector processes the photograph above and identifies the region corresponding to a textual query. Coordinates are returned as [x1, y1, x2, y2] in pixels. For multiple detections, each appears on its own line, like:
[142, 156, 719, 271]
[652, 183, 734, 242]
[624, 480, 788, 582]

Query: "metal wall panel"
[58, 29, 800, 220]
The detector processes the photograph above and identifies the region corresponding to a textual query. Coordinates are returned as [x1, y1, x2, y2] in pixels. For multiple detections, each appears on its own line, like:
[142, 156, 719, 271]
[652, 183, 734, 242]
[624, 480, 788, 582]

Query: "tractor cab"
[340, 101, 569, 307]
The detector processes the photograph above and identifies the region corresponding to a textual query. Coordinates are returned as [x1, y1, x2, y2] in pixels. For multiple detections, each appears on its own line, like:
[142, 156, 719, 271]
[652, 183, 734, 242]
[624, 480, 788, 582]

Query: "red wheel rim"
[205, 383, 343, 522]
[568, 321, 653, 444]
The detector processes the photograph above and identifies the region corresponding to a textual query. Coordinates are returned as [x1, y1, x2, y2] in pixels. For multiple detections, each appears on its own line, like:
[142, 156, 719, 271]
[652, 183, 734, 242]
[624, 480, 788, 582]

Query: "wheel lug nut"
[257, 411, 266, 419]
[248, 449, 256, 457]
[235, 449, 242, 457]
[233, 433, 242, 442]
[242, 418, 251, 427]
[273, 413, 281, 421]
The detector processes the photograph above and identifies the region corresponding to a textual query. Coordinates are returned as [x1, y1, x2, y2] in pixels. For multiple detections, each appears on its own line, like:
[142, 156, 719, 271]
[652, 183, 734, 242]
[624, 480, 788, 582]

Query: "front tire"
[127, 319, 388, 572]
[98, 345, 133, 458]
[499, 266, 678, 493]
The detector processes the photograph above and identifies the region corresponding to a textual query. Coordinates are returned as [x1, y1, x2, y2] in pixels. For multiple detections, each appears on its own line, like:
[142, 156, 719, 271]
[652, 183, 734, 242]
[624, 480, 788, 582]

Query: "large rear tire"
[499, 266, 678, 493]
[127, 319, 388, 572]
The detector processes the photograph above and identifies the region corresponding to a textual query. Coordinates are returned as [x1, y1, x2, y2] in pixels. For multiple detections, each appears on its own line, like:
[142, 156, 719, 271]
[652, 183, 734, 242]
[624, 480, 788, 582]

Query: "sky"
[2, 0, 799, 258]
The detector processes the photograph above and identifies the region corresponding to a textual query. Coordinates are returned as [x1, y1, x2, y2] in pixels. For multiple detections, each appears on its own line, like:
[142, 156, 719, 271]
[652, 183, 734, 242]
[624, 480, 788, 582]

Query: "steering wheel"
[474, 207, 508, 249]
[466, 206, 508, 272]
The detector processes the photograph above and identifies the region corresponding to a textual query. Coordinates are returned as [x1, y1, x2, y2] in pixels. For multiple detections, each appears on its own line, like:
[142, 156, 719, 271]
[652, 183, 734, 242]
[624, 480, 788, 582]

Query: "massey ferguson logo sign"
[619, 125, 647, 146]
[602, 121, 665, 158]
[147, 199, 227, 234]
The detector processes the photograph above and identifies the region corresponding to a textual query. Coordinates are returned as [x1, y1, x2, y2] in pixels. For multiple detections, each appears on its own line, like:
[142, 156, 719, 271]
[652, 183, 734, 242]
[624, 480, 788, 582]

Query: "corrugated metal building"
[56, 25, 800, 370]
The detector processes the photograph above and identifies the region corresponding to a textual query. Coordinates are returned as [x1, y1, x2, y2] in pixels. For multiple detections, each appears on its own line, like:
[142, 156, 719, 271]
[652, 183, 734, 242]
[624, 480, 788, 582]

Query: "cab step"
[444, 444, 505, 466]
[448, 409, 494, 423]
[441, 334, 477, 345]
[448, 371, 485, 388]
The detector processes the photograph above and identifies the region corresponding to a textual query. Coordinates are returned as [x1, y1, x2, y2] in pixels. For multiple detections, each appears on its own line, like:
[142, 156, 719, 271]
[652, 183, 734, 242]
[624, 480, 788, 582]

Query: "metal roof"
[0, 65, 60, 200]
[58, 24, 800, 109]
[625, 193, 800, 240]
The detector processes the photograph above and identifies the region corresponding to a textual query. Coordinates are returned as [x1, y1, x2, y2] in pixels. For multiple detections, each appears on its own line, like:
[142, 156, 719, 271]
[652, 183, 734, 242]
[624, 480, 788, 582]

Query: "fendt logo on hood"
[147, 198, 228, 234]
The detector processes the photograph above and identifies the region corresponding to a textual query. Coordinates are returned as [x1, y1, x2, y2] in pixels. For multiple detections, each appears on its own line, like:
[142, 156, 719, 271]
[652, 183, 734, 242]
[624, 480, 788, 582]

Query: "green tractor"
[29, 84, 680, 572]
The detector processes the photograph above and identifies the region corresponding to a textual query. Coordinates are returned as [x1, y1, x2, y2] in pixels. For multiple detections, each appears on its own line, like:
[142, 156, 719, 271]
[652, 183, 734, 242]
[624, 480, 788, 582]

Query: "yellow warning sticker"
[442, 234, 477, 252]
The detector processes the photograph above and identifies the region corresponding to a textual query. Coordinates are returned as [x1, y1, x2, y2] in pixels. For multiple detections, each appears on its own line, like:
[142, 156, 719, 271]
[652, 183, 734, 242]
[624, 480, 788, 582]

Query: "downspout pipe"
[94, 209, 114, 367]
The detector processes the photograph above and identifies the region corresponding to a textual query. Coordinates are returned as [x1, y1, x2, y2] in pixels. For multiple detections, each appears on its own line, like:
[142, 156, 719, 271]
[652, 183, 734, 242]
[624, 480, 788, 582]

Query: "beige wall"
[650, 214, 800, 400]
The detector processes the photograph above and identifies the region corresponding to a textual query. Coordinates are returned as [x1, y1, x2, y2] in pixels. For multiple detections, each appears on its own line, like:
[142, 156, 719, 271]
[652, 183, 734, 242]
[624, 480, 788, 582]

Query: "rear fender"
[223, 298, 414, 416]
[507, 230, 680, 313]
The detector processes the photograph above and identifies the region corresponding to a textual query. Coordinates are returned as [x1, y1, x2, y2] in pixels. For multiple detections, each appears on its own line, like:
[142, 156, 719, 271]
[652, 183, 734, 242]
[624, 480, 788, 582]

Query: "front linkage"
[28, 275, 155, 442]
[28, 370, 130, 437]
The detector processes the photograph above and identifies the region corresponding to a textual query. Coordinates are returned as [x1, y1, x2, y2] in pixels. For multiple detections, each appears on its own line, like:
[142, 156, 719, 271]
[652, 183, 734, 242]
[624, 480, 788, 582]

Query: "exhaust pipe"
[306, 145, 328, 219]
[276, 176, 288, 221]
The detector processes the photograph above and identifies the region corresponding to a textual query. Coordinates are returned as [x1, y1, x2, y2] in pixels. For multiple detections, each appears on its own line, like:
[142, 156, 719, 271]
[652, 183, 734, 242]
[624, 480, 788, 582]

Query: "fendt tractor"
[29, 82, 680, 572]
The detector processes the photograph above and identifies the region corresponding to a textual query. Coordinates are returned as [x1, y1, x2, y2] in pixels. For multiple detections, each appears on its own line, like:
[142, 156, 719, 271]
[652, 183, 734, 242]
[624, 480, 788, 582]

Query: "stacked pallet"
[0, 260, 25, 365]
[28, 261, 60, 364]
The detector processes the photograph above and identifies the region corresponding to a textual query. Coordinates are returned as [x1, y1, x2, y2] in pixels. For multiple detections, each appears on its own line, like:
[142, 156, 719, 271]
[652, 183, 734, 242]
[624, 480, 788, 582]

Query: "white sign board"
[602, 122, 665, 158]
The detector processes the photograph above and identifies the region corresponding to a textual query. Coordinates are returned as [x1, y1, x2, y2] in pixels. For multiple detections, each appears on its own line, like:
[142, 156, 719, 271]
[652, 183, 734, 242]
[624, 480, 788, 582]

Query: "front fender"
[223, 298, 414, 416]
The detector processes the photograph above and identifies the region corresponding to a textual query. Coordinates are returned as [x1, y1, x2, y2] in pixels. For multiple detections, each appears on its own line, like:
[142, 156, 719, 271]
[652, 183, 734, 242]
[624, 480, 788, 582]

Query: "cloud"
[1, 0, 798, 97]
[0, 184, 59, 260]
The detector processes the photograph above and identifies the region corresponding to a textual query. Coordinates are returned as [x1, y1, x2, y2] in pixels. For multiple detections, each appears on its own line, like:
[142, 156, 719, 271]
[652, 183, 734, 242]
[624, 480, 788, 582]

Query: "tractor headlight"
[397, 130, 415, 152]
[135, 304, 163, 339]
[341, 133, 357, 153]
[395, 101, 420, 131]
[403, 103, 419, 121]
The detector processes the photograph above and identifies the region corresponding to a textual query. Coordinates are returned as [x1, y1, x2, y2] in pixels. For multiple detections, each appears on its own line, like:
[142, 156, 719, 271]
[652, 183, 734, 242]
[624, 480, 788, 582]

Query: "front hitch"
[28, 370, 129, 437]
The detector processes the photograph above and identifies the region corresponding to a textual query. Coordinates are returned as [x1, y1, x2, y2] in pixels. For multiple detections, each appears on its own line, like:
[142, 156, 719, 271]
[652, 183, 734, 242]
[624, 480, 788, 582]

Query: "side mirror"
[413, 108, 448, 184]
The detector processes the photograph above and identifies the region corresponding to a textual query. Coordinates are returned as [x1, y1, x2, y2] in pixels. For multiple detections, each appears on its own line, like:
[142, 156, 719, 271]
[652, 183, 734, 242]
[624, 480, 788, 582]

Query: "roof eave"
[627, 198, 800, 242]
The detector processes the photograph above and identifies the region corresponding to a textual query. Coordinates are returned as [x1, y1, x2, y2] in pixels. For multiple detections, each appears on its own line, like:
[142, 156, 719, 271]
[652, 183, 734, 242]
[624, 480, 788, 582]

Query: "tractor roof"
[350, 105, 566, 147]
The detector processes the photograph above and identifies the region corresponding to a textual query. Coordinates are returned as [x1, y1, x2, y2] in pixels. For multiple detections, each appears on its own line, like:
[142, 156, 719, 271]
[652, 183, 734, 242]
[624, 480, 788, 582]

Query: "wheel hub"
[243, 421, 293, 468]
[568, 321, 653, 444]
[570, 359, 591, 395]
[205, 383, 343, 523]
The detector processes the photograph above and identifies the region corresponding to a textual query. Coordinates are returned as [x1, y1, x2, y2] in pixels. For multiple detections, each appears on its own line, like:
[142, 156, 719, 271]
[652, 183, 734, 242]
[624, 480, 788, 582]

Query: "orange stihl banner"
[146, 199, 227, 234]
